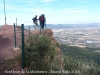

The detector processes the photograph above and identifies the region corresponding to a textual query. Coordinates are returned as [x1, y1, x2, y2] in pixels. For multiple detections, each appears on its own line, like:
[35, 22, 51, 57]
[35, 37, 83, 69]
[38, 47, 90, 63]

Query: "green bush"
[64, 56, 80, 72]
[25, 35, 56, 74]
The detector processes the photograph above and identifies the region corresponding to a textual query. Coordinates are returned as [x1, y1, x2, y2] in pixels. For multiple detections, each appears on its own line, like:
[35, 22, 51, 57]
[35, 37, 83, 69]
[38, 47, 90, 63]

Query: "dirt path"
[0, 25, 39, 60]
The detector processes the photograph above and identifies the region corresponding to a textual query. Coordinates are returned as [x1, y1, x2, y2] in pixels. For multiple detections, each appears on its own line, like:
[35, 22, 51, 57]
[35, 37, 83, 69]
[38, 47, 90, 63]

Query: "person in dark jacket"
[32, 15, 38, 30]
[39, 15, 42, 29]
[39, 14, 46, 30]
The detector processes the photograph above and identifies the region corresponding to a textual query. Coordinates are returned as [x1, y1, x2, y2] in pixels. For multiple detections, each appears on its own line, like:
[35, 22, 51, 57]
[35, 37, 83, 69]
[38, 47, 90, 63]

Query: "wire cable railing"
[16, 18, 34, 30]
[17, 18, 32, 23]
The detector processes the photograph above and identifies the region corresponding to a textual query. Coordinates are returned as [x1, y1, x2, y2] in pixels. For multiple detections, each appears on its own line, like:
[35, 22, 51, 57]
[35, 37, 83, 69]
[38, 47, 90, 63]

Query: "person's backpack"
[32, 17, 36, 23]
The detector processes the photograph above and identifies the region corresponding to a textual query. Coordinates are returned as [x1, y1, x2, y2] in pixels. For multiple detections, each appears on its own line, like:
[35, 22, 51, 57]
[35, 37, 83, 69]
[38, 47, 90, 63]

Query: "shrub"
[25, 35, 56, 74]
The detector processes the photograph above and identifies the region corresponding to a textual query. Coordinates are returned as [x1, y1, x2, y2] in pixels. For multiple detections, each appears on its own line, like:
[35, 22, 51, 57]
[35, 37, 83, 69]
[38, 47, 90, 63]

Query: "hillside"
[0, 25, 41, 60]
[0, 25, 59, 58]
[0, 25, 63, 74]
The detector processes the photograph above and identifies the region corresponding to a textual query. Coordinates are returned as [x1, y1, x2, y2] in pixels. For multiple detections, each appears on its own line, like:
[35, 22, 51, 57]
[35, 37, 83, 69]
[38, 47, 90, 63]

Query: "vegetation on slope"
[60, 44, 100, 75]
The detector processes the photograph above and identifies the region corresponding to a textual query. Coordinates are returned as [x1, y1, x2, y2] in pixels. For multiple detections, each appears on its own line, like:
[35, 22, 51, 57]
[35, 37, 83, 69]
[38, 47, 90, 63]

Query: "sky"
[0, 0, 100, 25]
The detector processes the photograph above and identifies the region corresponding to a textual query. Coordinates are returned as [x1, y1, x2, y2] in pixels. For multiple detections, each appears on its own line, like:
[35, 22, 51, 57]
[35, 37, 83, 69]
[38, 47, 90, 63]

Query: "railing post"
[16, 18, 17, 26]
[14, 23, 16, 47]
[29, 26, 30, 36]
[21, 24, 25, 69]
[40, 28, 41, 35]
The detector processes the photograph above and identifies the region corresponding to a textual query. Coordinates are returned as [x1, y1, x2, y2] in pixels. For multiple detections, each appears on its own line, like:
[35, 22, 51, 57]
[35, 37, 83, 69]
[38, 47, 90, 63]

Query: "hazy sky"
[0, 0, 100, 25]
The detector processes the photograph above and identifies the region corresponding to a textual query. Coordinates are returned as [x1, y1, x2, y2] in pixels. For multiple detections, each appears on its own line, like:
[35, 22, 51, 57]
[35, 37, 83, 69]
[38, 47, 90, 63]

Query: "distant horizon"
[0, 22, 100, 26]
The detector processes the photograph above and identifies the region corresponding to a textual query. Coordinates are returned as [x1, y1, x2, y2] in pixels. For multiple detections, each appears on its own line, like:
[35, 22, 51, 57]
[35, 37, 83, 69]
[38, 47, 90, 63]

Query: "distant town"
[51, 23, 100, 48]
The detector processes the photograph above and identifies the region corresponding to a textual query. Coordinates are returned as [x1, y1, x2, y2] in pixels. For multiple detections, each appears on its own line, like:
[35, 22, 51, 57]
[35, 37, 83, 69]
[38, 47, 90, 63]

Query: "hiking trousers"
[40, 21, 45, 30]
[33, 22, 39, 30]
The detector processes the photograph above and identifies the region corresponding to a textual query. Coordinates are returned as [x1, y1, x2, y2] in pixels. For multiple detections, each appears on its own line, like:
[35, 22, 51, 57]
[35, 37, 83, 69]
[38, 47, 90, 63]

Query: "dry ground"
[0, 25, 39, 60]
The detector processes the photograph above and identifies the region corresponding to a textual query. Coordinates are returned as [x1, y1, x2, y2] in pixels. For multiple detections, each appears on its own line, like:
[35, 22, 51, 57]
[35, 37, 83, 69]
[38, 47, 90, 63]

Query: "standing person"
[39, 15, 42, 29]
[39, 14, 46, 30]
[32, 15, 38, 30]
